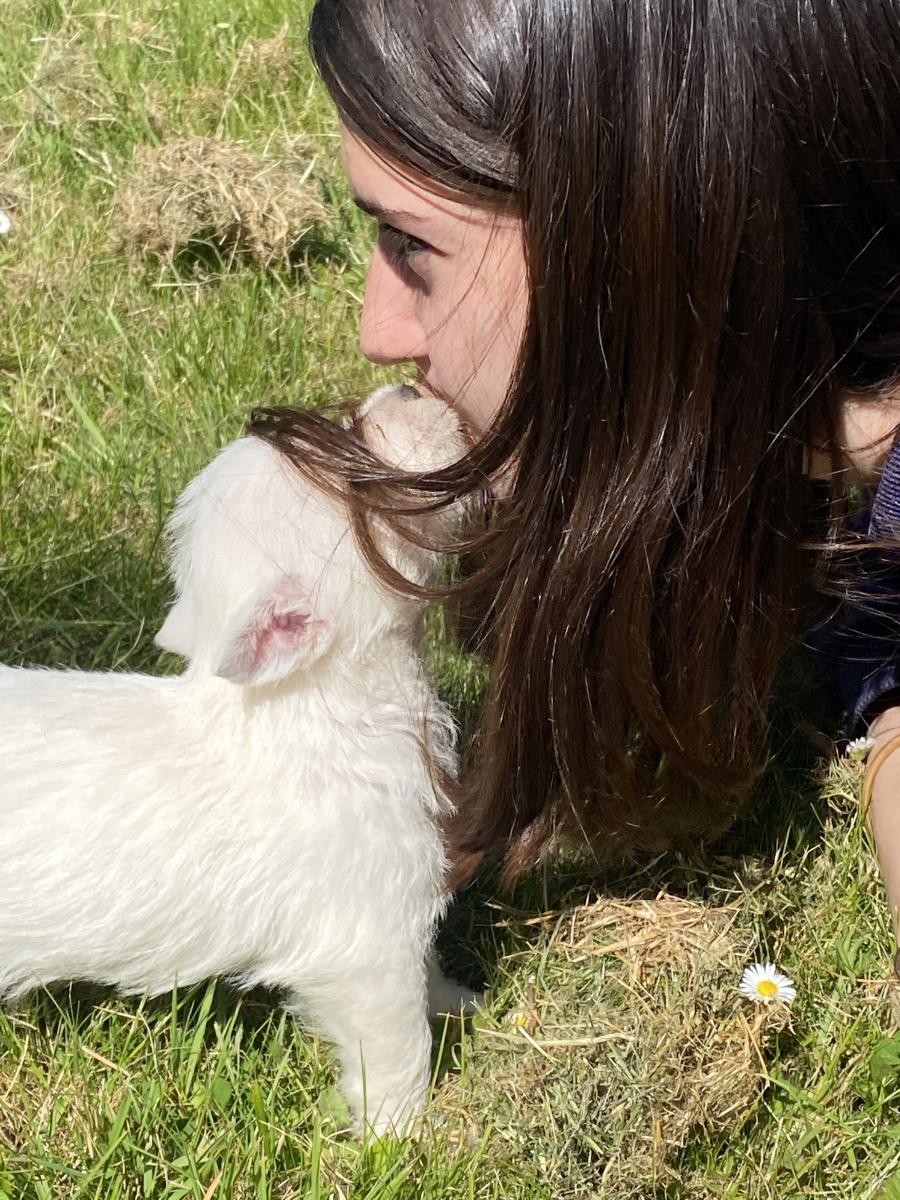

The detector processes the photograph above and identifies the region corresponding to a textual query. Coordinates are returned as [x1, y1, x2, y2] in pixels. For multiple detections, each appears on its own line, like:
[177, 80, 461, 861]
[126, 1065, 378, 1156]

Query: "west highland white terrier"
[0, 385, 475, 1134]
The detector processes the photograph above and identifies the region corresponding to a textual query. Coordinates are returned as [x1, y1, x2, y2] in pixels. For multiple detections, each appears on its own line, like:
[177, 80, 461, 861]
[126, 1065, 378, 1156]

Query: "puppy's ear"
[213, 577, 328, 686]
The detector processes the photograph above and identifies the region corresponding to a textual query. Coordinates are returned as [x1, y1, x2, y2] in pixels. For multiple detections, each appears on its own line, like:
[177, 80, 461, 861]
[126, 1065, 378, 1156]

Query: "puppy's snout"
[397, 384, 420, 402]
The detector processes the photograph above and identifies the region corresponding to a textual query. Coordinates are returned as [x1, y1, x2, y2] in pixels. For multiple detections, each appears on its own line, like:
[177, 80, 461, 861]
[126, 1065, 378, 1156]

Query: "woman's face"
[340, 126, 528, 434]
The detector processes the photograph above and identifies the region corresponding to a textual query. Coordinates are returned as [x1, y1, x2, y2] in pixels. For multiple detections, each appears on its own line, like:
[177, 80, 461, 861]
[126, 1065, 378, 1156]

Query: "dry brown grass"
[0, 169, 31, 220]
[112, 137, 326, 269]
[234, 23, 301, 86]
[438, 892, 790, 1197]
[22, 34, 115, 128]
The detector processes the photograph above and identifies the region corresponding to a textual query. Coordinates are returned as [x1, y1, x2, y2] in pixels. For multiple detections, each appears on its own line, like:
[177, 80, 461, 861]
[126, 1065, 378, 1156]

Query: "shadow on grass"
[155, 224, 350, 282]
[26, 975, 283, 1028]
[436, 645, 838, 994]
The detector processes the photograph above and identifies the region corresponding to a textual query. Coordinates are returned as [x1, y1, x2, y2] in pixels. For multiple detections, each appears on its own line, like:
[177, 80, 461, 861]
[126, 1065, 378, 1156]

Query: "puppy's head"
[156, 385, 467, 686]
[355, 383, 465, 479]
[355, 383, 470, 584]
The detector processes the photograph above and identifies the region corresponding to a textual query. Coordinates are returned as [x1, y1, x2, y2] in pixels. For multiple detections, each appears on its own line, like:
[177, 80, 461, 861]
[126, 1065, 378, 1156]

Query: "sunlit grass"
[3, 1, 900, 1196]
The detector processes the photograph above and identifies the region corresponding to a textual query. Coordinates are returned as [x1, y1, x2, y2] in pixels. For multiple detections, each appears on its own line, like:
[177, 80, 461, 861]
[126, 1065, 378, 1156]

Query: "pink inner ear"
[271, 611, 312, 634]
[247, 608, 321, 673]
[214, 583, 328, 685]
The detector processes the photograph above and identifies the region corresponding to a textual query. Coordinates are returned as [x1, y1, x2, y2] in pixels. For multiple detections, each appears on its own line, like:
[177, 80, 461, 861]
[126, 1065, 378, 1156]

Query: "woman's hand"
[863, 706, 900, 939]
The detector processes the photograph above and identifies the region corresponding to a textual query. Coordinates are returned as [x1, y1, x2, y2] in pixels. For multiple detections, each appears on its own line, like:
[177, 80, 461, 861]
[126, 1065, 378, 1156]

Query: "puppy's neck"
[186, 630, 427, 708]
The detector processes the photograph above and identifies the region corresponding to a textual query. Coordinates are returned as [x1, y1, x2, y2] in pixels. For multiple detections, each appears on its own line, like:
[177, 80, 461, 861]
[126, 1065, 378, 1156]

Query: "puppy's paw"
[427, 972, 484, 1018]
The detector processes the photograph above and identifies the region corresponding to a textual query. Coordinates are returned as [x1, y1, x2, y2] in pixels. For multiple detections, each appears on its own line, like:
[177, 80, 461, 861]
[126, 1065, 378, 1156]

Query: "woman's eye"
[377, 223, 431, 272]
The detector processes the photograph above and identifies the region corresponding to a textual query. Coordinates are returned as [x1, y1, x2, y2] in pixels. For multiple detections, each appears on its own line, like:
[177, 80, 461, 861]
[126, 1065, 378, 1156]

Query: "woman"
[257, 1, 900, 927]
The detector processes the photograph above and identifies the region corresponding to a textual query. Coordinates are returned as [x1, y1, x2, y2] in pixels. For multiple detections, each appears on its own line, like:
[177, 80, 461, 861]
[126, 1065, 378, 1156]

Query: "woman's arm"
[863, 706, 900, 938]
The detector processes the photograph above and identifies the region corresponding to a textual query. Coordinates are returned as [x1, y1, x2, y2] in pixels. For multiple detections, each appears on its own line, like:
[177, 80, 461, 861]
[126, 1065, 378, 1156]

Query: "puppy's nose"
[397, 384, 420, 402]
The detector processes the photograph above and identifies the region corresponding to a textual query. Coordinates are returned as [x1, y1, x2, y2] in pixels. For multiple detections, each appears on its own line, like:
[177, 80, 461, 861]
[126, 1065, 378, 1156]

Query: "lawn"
[2, 1, 900, 1196]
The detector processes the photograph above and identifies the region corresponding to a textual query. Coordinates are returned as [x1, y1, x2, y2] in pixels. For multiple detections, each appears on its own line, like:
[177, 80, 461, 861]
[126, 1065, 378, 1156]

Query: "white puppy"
[0, 386, 473, 1134]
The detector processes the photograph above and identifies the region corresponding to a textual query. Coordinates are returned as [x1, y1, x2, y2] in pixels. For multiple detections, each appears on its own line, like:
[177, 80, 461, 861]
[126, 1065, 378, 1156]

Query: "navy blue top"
[809, 436, 900, 737]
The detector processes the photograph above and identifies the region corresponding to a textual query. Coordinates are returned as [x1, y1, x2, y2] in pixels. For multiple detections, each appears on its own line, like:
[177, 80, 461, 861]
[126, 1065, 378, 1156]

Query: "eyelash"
[377, 223, 431, 270]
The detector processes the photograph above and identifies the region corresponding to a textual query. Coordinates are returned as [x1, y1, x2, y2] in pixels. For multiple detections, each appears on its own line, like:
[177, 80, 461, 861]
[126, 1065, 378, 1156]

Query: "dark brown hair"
[253, 0, 900, 881]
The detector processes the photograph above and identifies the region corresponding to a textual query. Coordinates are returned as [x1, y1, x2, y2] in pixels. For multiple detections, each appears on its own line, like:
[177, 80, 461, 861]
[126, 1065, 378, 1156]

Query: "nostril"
[397, 384, 420, 402]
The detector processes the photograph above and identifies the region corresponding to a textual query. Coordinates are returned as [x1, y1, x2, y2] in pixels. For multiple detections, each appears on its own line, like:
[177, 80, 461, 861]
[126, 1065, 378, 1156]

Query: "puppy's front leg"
[293, 961, 433, 1136]
[426, 951, 483, 1017]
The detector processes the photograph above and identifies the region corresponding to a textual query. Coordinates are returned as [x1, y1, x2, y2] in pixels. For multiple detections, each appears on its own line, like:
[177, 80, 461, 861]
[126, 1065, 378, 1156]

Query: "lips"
[412, 371, 436, 400]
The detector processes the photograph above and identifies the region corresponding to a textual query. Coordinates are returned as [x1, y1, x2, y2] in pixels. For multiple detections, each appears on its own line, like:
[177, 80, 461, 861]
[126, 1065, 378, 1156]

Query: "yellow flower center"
[757, 979, 778, 997]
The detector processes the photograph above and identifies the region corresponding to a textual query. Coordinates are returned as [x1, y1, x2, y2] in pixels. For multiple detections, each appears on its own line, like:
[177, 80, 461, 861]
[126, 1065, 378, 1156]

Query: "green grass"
[3, 1, 900, 1196]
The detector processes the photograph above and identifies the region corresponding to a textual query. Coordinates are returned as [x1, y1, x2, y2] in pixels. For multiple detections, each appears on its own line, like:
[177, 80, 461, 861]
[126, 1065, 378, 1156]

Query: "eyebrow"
[352, 195, 431, 225]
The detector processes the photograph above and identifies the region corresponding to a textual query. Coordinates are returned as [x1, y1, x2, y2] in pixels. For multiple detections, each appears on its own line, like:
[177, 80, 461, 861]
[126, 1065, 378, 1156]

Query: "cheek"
[435, 274, 526, 429]
[411, 223, 527, 430]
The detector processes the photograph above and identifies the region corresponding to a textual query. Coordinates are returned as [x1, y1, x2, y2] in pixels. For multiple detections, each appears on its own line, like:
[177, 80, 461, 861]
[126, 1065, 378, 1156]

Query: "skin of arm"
[814, 399, 900, 943]
[862, 705, 900, 937]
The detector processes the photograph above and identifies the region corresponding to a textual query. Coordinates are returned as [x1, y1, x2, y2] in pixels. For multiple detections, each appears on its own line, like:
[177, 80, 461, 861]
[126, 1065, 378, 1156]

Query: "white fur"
[0, 387, 475, 1134]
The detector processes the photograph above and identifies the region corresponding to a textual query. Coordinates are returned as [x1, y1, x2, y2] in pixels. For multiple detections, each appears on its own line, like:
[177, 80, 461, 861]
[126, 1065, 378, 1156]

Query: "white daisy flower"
[845, 736, 875, 762]
[739, 962, 796, 1005]
[0, 209, 11, 236]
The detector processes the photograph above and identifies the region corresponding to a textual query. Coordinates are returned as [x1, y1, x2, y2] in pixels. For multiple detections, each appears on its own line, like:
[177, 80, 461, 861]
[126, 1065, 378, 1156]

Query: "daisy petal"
[738, 961, 796, 1005]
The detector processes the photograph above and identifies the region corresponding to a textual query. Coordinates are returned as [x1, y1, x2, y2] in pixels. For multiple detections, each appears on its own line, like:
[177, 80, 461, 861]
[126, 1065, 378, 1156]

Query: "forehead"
[339, 125, 515, 242]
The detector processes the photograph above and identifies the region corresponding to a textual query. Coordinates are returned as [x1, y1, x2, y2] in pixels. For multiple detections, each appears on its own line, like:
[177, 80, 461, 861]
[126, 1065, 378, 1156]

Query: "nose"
[359, 246, 428, 365]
